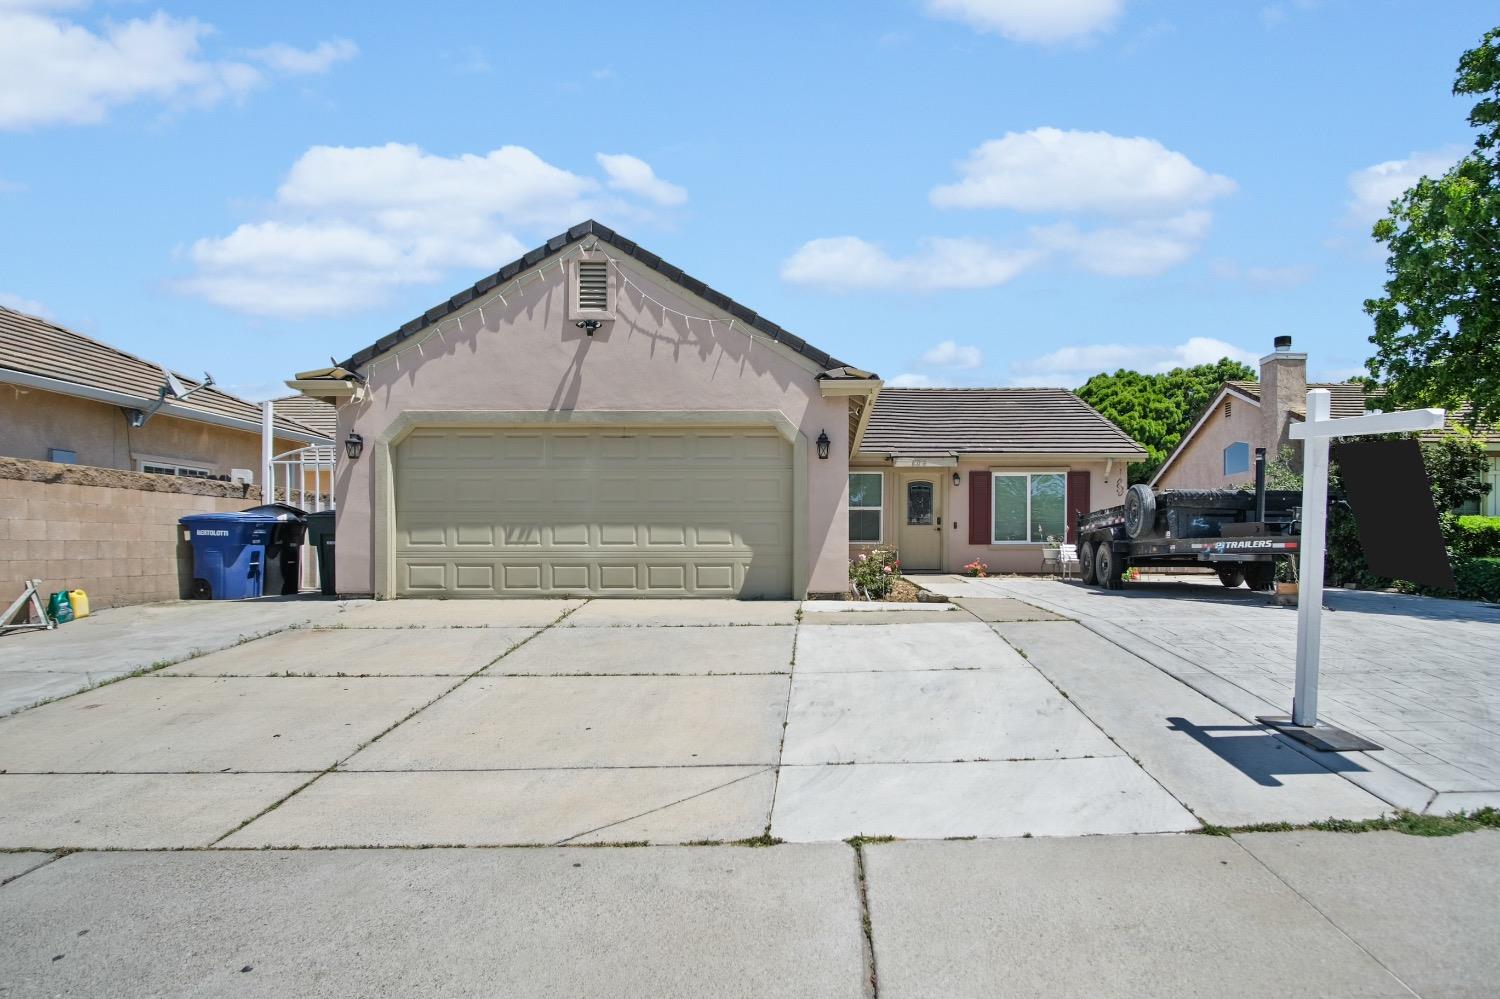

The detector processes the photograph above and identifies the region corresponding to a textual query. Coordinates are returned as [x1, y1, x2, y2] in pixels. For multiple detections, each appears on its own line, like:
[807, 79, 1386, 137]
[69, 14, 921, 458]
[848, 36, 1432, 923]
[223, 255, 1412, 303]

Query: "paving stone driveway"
[0, 596, 1196, 850]
[928, 575, 1500, 812]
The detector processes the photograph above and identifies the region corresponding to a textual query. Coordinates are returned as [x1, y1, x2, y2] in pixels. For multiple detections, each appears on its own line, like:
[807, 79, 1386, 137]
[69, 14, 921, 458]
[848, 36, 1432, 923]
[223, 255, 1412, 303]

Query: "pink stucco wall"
[848, 457, 1131, 574]
[330, 240, 851, 597]
[1154, 392, 1262, 490]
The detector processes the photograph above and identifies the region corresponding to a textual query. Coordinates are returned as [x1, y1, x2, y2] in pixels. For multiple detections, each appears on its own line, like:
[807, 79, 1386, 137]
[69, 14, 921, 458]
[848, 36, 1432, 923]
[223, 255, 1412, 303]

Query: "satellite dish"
[162, 372, 188, 398]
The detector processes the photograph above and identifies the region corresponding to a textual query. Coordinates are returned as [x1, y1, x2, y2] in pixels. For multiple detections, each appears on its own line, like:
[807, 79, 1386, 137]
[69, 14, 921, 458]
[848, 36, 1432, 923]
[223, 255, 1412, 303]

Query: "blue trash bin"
[180, 504, 307, 600]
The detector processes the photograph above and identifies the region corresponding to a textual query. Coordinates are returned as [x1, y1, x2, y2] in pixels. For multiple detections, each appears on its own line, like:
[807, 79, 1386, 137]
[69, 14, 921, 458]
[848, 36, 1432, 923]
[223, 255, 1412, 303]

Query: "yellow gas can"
[67, 589, 90, 619]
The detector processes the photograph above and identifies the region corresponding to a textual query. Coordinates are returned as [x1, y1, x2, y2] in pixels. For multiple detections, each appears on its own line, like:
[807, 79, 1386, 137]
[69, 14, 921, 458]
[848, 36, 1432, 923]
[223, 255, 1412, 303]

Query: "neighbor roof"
[340, 220, 855, 373]
[859, 388, 1146, 456]
[271, 394, 338, 438]
[0, 305, 329, 443]
[1226, 380, 1369, 419]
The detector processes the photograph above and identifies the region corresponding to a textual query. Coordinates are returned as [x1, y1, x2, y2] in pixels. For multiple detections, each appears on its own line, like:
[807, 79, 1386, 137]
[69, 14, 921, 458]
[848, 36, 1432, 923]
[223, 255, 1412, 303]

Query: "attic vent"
[577, 261, 609, 311]
[1223, 400, 1232, 419]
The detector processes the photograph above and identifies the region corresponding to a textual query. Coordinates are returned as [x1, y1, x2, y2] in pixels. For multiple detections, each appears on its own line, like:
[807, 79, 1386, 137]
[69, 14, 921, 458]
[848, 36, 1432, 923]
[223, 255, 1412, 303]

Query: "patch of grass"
[1199, 808, 1500, 838]
[731, 833, 784, 848]
[844, 834, 896, 848]
[571, 840, 650, 848]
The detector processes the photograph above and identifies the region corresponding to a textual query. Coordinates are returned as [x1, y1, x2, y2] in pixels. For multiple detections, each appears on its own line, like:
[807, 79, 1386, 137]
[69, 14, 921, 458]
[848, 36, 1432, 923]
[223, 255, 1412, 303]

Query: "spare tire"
[1124, 484, 1156, 539]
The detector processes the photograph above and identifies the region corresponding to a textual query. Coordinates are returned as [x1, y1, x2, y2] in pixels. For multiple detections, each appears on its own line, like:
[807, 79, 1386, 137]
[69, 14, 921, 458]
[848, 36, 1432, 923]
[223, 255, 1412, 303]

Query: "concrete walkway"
[2, 830, 1495, 998]
[926, 575, 1500, 814]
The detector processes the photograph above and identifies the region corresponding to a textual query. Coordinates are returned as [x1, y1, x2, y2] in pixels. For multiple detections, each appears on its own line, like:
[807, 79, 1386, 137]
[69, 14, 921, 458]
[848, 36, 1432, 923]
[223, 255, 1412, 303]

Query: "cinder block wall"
[0, 457, 264, 611]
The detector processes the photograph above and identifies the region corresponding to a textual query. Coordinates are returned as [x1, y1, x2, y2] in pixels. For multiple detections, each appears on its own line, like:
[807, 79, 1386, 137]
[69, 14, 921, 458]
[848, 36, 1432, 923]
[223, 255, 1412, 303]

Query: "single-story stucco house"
[289, 221, 1144, 599]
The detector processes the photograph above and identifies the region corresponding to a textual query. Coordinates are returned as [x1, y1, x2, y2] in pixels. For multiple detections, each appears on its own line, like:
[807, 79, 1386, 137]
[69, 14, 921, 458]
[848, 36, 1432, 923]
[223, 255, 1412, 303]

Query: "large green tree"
[1364, 28, 1500, 425]
[1075, 358, 1255, 484]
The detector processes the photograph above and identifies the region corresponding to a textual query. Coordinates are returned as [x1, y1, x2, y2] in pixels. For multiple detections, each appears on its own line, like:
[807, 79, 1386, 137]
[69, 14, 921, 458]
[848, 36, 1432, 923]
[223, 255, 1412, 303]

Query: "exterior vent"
[1224, 400, 1232, 419]
[576, 261, 609, 311]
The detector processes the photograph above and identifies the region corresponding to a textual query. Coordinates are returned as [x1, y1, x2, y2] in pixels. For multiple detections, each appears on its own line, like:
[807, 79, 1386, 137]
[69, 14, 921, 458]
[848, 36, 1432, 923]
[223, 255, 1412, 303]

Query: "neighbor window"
[849, 472, 884, 542]
[139, 460, 212, 479]
[991, 472, 1066, 544]
[1223, 441, 1251, 476]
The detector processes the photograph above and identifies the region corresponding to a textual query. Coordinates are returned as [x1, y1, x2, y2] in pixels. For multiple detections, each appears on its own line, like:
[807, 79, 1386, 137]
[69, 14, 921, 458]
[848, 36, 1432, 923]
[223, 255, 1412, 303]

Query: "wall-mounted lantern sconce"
[816, 430, 831, 460]
[344, 432, 365, 460]
[952, 471, 961, 487]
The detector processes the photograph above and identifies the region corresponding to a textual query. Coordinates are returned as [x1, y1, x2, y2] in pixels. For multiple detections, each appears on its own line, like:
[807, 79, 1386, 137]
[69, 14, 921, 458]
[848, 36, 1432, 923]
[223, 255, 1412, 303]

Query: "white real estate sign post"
[1263, 388, 1445, 747]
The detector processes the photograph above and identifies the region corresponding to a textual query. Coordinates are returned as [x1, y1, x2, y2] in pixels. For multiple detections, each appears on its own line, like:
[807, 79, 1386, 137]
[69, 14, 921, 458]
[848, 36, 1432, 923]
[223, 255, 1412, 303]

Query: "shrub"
[1452, 516, 1500, 559]
[1454, 556, 1500, 602]
[850, 548, 901, 599]
[962, 559, 990, 578]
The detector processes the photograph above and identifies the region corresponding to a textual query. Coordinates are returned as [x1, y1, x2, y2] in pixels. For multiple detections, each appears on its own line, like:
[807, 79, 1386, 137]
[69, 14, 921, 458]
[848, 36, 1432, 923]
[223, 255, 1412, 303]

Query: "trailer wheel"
[1095, 543, 1123, 590]
[1243, 563, 1275, 591]
[1123, 484, 1156, 540]
[1080, 540, 1097, 585]
[1216, 566, 1245, 588]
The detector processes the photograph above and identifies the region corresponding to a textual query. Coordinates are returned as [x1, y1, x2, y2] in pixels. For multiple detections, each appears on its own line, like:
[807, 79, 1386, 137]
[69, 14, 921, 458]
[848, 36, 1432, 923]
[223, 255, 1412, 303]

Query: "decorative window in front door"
[907, 481, 934, 525]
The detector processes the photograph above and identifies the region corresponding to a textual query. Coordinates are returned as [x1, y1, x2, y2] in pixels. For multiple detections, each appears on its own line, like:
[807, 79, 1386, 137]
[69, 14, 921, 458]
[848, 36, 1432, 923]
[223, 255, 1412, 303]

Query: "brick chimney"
[1260, 335, 1307, 459]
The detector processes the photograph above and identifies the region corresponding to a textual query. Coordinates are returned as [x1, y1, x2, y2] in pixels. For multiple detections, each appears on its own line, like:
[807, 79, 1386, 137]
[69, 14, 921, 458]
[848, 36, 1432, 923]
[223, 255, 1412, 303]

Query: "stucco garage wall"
[332, 245, 850, 598]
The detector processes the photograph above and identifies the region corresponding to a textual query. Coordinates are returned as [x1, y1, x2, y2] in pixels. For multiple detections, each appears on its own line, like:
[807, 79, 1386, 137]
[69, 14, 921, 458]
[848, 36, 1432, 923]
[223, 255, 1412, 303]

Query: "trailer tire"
[1124, 484, 1156, 540]
[1216, 566, 1245, 588]
[1244, 563, 1276, 591]
[1096, 543, 1123, 590]
[1080, 540, 1097, 585]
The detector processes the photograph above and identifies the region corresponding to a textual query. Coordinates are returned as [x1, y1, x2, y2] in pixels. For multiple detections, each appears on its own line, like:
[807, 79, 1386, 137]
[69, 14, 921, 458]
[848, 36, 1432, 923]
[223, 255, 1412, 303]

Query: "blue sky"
[0, 1, 1493, 401]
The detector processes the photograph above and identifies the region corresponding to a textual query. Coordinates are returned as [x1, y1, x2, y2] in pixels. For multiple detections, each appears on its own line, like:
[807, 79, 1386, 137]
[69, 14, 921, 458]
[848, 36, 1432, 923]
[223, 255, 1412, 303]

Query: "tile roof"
[1226, 379, 1498, 443]
[271, 394, 338, 438]
[859, 388, 1146, 456]
[0, 305, 328, 442]
[340, 220, 855, 373]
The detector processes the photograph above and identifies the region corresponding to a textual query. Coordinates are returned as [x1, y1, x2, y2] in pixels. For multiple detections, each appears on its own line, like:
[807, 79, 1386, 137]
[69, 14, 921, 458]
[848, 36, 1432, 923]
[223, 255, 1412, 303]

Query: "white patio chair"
[1040, 544, 1080, 579]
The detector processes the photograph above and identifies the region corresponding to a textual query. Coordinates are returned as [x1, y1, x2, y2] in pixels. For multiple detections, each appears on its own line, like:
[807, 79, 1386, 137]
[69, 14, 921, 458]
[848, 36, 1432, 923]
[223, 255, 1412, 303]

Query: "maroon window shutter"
[968, 471, 991, 545]
[1066, 470, 1091, 544]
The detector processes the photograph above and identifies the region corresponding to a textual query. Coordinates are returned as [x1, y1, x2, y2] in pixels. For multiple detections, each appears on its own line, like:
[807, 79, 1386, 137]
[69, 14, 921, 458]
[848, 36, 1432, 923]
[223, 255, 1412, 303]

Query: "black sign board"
[1331, 438, 1455, 591]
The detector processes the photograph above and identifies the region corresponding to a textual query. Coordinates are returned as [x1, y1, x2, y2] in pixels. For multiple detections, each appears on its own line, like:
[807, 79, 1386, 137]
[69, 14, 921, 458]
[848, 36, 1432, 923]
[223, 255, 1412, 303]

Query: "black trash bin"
[245, 503, 307, 596]
[305, 510, 336, 596]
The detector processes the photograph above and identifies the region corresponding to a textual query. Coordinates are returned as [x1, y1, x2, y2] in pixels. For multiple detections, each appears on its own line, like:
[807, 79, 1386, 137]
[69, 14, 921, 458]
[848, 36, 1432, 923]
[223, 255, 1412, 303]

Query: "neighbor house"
[288, 221, 1146, 600]
[1154, 335, 1500, 515]
[1, 305, 331, 481]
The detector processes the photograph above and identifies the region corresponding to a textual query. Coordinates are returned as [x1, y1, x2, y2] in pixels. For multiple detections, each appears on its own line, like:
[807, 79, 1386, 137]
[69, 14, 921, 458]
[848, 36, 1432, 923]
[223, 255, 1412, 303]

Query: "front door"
[897, 474, 943, 572]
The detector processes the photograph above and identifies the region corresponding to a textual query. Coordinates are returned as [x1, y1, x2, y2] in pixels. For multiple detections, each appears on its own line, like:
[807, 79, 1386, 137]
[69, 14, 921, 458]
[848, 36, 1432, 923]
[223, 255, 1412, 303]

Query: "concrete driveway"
[926, 574, 1500, 815]
[3, 594, 1498, 997]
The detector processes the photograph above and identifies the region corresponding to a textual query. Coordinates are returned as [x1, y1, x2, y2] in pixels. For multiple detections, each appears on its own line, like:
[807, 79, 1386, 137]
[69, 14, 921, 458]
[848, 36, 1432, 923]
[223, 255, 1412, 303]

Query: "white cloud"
[780, 236, 1039, 292]
[923, 0, 1123, 44]
[1031, 211, 1212, 277]
[1209, 259, 1315, 290]
[178, 143, 682, 317]
[0, 291, 51, 317]
[888, 373, 950, 388]
[920, 339, 983, 369]
[1008, 336, 1257, 387]
[0, 4, 356, 130]
[595, 153, 687, 206]
[1345, 146, 1462, 228]
[931, 127, 1235, 216]
[247, 38, 357, 75]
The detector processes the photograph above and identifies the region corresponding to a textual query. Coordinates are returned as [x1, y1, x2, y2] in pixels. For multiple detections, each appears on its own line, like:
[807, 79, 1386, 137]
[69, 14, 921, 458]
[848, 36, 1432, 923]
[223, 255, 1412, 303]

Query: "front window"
[992, 472, 1066, 543]
[849, 472, 883, 542]
[1223, 441, 1251, 476]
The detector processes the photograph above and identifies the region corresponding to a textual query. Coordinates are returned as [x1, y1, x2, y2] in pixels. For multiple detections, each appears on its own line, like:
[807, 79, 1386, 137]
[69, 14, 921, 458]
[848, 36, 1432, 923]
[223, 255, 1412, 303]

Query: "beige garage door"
[393, 426, 793, 598]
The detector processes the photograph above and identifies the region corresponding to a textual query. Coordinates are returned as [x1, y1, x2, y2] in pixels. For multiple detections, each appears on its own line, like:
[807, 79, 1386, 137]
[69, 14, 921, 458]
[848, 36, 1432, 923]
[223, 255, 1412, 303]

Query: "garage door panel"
[394, 427, 792, 598]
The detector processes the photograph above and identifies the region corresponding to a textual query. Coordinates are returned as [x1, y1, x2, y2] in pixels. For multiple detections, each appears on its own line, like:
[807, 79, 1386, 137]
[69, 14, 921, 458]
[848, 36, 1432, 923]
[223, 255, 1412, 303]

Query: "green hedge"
[1455, 557, 1500, 603]
[1453, 516, 1500, 559]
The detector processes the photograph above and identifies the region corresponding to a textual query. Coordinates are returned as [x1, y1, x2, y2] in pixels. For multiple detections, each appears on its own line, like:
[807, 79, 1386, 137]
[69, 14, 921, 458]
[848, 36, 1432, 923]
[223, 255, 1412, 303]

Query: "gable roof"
[271, 394, 338, 438]
[340, 219, 855, 373]
[1226, 380, 1369, 419]
[0, 305, 329, 443]
[859, 388, 1146, 456]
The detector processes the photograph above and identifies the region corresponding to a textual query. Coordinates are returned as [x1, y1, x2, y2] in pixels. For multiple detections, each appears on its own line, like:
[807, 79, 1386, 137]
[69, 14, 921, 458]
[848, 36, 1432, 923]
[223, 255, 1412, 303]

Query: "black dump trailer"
[1076, 448, 1302, 591]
